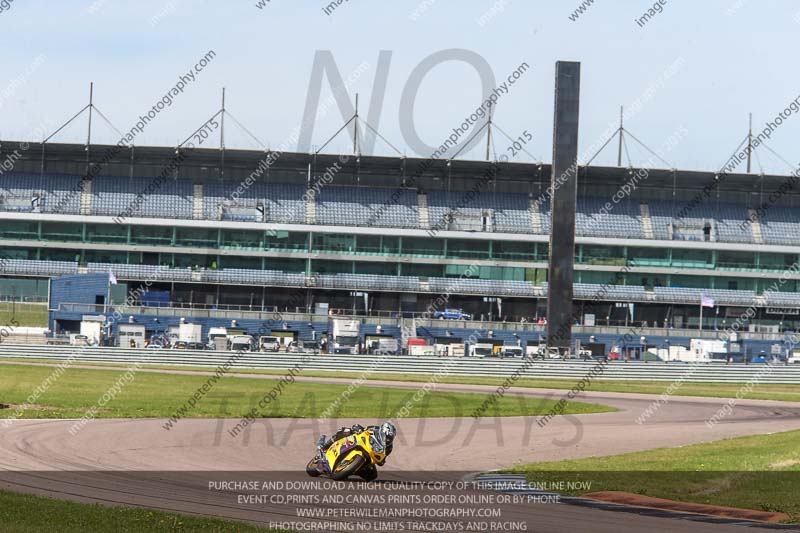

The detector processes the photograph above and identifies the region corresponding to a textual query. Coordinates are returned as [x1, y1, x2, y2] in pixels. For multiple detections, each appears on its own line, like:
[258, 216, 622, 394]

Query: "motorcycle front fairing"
[320, 431, 386, 473]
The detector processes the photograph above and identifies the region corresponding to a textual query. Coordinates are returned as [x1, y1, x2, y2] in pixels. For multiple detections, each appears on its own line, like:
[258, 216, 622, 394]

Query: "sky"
[1, 0, 799, 175]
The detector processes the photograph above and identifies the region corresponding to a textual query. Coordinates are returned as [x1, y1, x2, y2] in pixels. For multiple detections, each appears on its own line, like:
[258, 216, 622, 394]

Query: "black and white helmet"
[379, 421, 396, 454]
[371, 421, 396, 455]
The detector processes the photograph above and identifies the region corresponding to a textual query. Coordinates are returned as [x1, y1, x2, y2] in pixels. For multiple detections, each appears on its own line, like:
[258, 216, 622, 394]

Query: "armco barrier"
[1, 345, 800, 384]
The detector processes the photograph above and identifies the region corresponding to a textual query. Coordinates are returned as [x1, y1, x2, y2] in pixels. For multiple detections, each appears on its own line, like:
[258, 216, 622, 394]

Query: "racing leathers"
[317, 423, 394, 465]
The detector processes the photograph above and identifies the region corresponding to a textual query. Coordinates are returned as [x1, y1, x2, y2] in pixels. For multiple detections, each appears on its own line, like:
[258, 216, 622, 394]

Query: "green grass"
[0, 363, 611, 419]
[505, 429, 800, 522]
[0, 489, 290, 532]
[278, 371, 800, 403]
[0, 303, 48, 327]
[6, 357, 800, 402]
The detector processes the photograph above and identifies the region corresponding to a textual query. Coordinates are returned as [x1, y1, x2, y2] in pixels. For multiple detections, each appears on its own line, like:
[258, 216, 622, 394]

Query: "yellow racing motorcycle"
[306, 423, 394, 481]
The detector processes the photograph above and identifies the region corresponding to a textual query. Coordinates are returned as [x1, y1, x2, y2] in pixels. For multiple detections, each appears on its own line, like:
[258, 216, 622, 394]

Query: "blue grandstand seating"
[542, 282, 646, 301]
[535, 197, 551, 234]
[715, 204, 754, 243]
[203, 182, 306, 223]
[92, 176, 192, 219]
[650, 201, 696, 241]
[576, 197, 644, 239]
[648, 201, 754, 243]
[8, 172, 800, 249]
[87, 262, 192, 281]
[0, 172, 82, 215]
[427, 190, 531, 233]
[3, 258, 78, 276]
[759, 207, 800, 245]
[6, 258, 788, 309]
[316, 273, 421, 291]
[653, 286, 756, 306]
[429, 277, 539, 296]
[316, 186, 419, 228]
[763, 290, 800, 306]
[206, 268, 306, 286]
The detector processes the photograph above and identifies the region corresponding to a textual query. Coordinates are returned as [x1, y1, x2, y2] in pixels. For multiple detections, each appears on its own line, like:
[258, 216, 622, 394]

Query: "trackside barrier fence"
[2, 345, 800, 383]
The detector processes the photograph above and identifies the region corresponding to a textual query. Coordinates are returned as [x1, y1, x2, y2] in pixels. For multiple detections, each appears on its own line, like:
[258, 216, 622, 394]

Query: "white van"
[260, 336, 280, 352]
[207, 327, 229, 350]
[230, 335, 254, 352]
[537, 346, 562, 359]
[470, 342, 494, 358]
[500, 345, 523, 358]
[69, 334, 90, 346]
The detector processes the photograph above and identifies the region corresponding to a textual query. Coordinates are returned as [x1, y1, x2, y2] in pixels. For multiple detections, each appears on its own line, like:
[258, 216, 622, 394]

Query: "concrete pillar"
[546, 61, 581, 351]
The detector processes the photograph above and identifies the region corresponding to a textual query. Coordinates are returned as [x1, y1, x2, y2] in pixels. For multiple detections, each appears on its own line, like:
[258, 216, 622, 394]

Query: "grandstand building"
[0, 140, 798, 355]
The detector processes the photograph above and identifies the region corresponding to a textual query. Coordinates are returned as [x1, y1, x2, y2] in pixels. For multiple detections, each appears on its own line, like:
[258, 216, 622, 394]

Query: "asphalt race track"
[3, 373, 800, 532]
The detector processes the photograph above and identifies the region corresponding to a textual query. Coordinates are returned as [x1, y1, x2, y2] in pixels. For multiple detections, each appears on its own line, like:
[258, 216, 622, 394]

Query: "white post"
[106, 275, 112, 313]
[699, 300, 703, 332]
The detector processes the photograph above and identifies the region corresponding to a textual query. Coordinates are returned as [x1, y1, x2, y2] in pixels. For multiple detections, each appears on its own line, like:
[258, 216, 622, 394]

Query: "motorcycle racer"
[308, 421, 396, 481]
[317, 421, 396, 465]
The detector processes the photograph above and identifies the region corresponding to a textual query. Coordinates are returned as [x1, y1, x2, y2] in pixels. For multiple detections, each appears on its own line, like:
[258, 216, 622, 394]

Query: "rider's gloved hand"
[316, 435, 328, 456]
[351, 424, 365, 433]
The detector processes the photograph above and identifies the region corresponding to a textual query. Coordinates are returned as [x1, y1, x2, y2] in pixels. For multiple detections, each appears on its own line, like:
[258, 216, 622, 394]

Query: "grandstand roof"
[0, 139, 793, 195]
